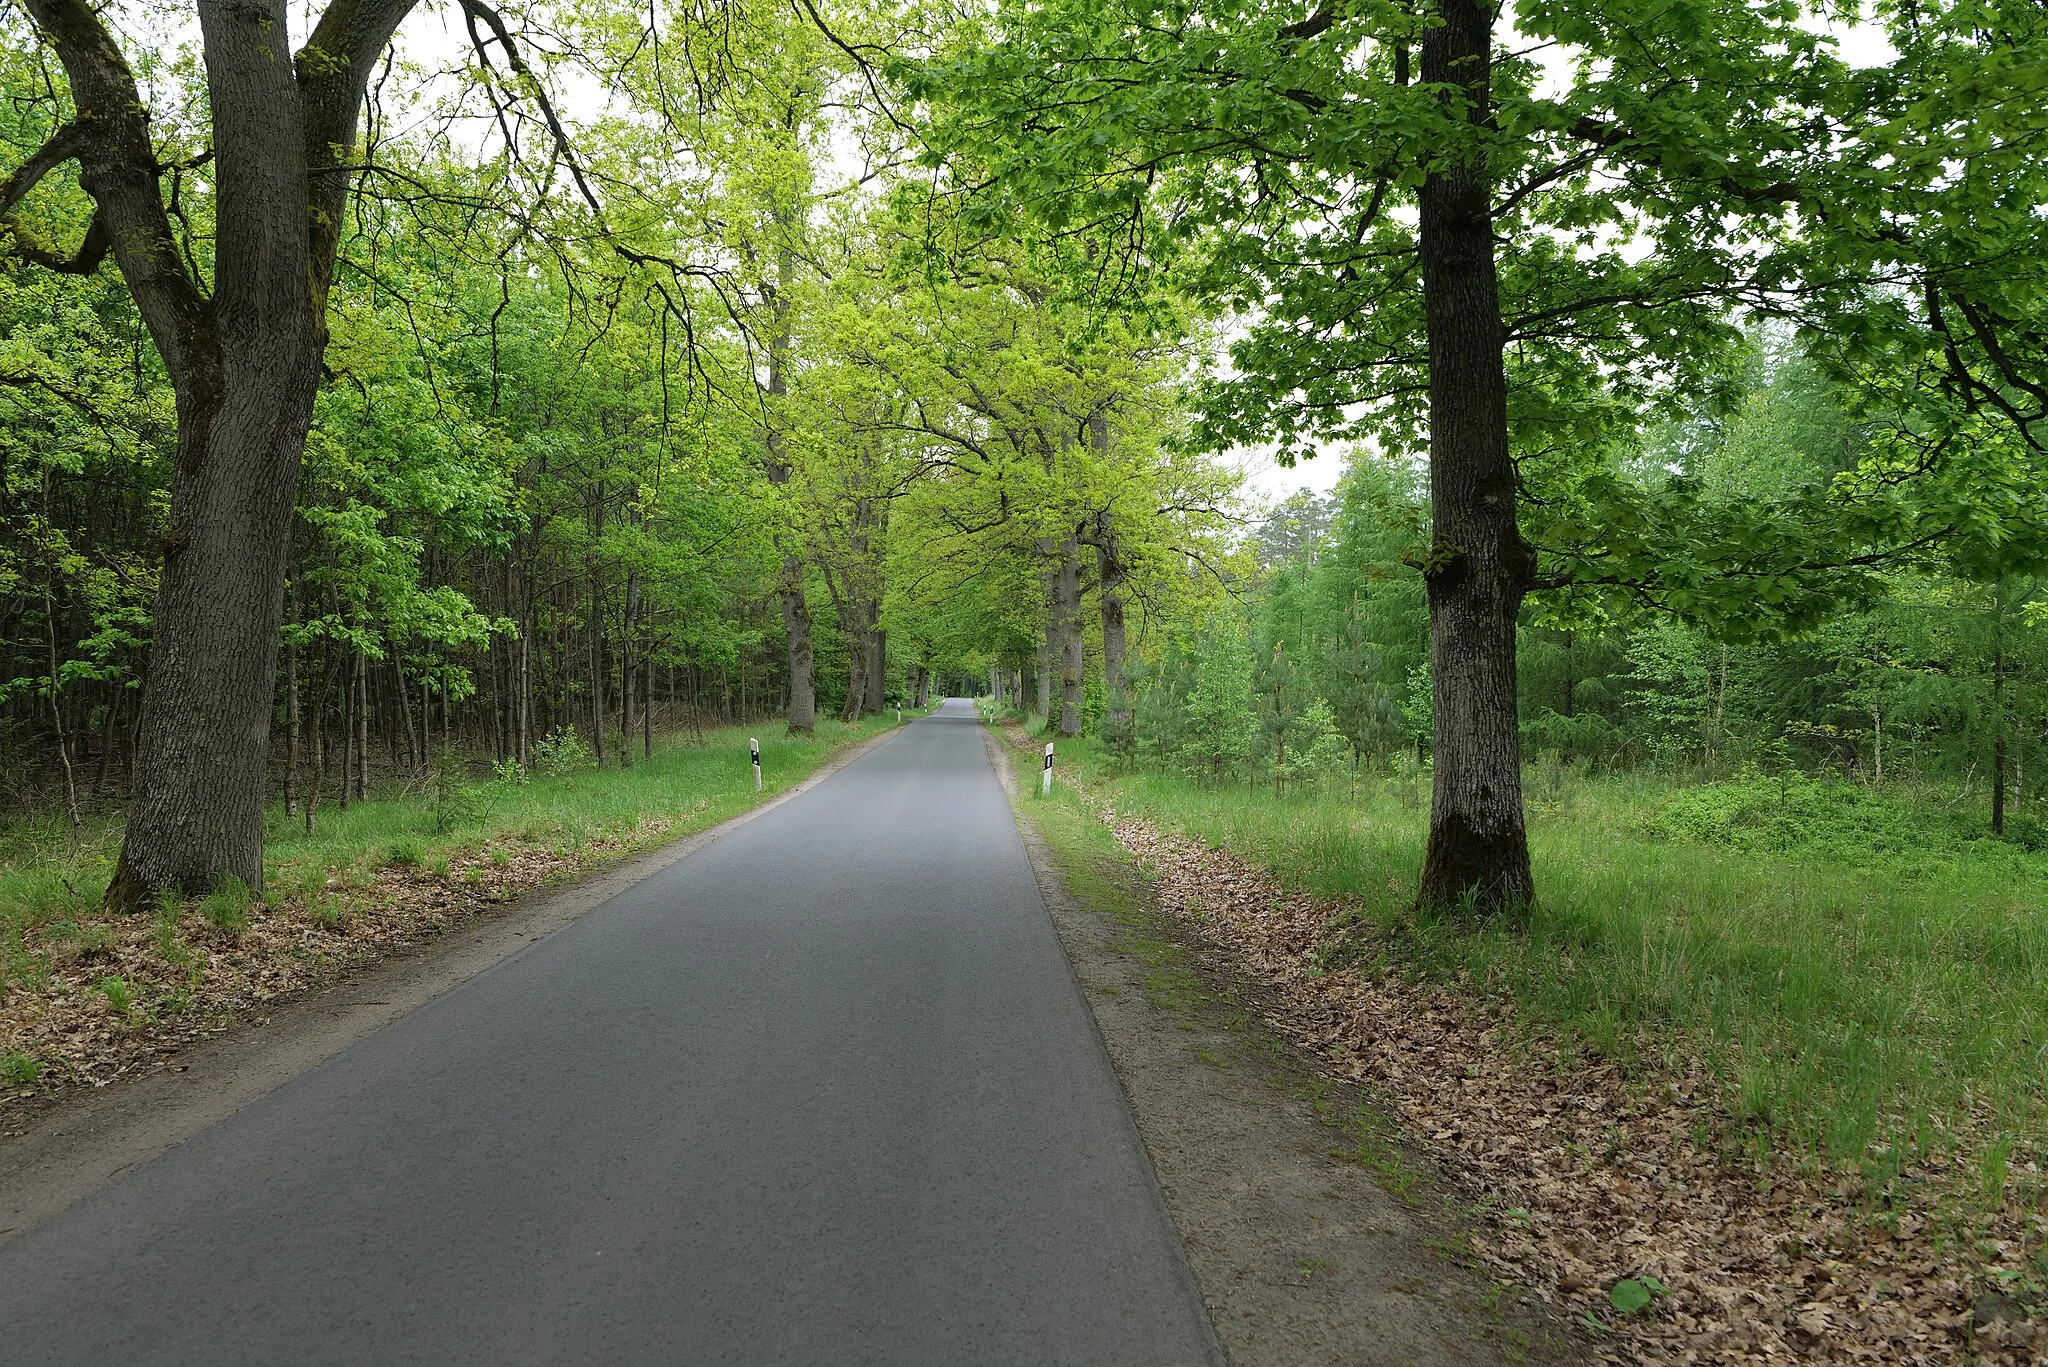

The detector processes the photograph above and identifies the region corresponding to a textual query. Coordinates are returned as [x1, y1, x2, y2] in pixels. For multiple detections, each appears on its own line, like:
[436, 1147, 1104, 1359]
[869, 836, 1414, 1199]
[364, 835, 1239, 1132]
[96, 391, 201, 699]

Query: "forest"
[2, 0, 2047, 1357]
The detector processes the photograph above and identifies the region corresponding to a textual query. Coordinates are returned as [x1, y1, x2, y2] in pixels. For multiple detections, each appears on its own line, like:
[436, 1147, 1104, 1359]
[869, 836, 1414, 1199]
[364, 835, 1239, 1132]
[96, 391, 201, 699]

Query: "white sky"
[1239, 446, 1348, 505]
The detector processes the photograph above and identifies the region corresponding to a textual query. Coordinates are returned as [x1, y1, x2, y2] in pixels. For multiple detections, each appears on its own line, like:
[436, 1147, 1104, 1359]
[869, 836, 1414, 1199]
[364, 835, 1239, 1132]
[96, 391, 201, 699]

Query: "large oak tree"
[899, 0, 2048, 912]
[3, 0, 432, 907]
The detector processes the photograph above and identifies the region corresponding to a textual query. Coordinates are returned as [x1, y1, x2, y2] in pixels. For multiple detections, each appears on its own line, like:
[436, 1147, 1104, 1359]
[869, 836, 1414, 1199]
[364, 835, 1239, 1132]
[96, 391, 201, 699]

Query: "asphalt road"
[0, 701, 1222, 1366]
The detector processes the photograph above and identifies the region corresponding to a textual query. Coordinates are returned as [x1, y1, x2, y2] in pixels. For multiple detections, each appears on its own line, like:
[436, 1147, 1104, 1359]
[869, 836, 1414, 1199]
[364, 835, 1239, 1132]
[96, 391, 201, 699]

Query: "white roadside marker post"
[1041, 742, 1054, 797]
[750, 737, 761, 792]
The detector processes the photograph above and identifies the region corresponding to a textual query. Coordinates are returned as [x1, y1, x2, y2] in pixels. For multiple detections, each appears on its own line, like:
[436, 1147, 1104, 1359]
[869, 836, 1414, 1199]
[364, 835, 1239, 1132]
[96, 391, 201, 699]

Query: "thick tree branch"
[0, 119, 113, 273]
[1277, 5, 1337, 43]
[457, 0, 607, 221]
[298, 0, 426, 308]
[18, 0, 214, 393]
[0, 118, 90, 216]
[7, 206, 110, 273]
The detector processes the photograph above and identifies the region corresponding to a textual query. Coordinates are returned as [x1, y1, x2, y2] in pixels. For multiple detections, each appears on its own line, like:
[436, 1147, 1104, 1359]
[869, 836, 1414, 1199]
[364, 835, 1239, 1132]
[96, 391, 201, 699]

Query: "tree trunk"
[865, 614, 887, 714]
[1995, 732, 2008, 834]
[85, 0, 418, 909]
[1414, 0, 1535, 915]
[43, 589, 81, 829]
[1093, 515, 1131, 743]
[1058, 534, 1084, 738]
[780, 561, 817, 733]
[1560, 629, 1576, 719]
[339, 645, 355, 810]
[620, 571, 638, 768]
[760, 244, 816, 736]
[1087, 419, 1132, 742]
[95, 689, 123, 796]
[107, 375, 318, 901]
[1037, 569, 1056, 720]
[509, 556, 530, 769]
[355, 646, 371, 800]
[590, 626, 606, 764]
[841, 613, 869, 723]
[589, 494, 607, 766]
[1993, 578, 2007, 835]
[283, 582, 299, 816]
[304, 677, 323, 836]
[394, 651, 418, 774]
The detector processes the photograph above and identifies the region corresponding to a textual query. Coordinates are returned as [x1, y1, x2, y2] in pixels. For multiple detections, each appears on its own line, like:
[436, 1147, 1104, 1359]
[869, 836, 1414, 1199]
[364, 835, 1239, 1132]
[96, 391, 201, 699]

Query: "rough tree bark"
[840, 614, 868, 722]
[1094, 521, 1130, 742]
[283, 579, 299, 816]
[9, 0, 424, 907]
[864, 616, 887, 714]
[1036, 567, 1056, 719]
[779, 558, 817, 731]
[1414, 0, 1536, 914]
[760, 249, 816, 735]
[1057, 534, 1084, 738]
[1086, 416, 1131, 744]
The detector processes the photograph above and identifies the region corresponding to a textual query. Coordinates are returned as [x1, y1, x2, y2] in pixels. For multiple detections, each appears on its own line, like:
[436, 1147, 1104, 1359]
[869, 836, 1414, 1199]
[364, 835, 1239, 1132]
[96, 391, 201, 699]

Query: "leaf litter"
[1097, 802, 2048, 1365]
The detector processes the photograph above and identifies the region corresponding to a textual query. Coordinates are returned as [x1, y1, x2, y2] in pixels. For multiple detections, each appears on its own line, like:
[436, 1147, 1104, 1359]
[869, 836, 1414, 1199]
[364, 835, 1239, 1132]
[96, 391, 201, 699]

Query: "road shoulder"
[985, 725, 1580, 1367]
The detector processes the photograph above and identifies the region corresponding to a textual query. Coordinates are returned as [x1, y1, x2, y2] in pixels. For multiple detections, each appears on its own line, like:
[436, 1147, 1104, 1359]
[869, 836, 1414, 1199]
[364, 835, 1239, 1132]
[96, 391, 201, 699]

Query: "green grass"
[1012, 738, 1442, 1204]
[1022, 719, 2048, 1198]
[0, 717, 895, 1009]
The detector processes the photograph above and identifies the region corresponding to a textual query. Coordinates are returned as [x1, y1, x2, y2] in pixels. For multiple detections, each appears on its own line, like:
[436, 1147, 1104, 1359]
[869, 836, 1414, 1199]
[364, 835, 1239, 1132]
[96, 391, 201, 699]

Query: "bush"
[1644, 766, 1970, 858]
[96, 975, 133, 1017]
[531, 726, 595, 778]
[1281, 698, 1352, 789]
[1180, 622, 1259, 777]
[425, 746, 491, 833]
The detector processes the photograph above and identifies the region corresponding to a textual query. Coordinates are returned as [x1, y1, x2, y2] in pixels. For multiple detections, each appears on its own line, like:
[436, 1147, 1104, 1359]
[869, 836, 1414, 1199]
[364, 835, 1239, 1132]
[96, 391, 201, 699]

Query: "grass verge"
[1007, 716, 2048, 1359]
[1000, 727, 1571, 1361]
[1018, 769, 1447, 1199]
[1028, 722, 2048, 1190]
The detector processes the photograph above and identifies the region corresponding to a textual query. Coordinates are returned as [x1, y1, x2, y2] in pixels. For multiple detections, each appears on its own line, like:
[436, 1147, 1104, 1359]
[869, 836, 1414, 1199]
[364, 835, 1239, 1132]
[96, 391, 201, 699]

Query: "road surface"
[0, 700, 1221, 1365]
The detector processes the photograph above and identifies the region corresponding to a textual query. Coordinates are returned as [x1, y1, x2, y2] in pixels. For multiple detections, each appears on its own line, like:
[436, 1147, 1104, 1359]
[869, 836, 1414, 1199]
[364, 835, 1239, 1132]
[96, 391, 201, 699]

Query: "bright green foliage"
[1286, 699, 1352, 788]
[1251, 640, 1304, 787]
[1040, 731, 2048, 1206]
[1608, 1276, 1667, 1316]
[1177, 620, 1260, 779]
[907, 0, 2048, 623]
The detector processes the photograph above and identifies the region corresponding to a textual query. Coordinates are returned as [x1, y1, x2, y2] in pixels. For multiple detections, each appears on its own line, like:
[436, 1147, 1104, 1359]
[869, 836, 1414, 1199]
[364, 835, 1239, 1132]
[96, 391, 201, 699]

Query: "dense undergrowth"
[1023, 713, 2048, 1205]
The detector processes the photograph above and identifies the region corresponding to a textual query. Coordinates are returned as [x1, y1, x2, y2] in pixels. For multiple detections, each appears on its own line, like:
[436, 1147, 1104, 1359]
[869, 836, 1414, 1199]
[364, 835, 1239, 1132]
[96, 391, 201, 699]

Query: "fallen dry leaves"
[0, 818, 683, 1130]
[1094, 800, 2046, 1364]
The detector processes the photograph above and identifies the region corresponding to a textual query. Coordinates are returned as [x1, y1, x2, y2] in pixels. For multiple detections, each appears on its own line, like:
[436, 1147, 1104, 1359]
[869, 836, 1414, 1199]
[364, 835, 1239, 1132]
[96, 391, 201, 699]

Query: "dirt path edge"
[985, 724, 1580, 1367]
